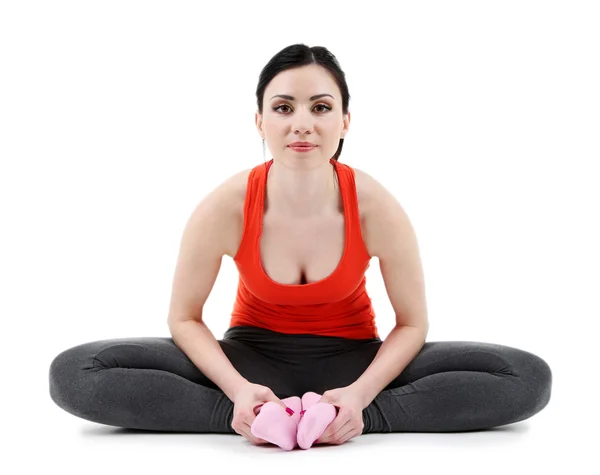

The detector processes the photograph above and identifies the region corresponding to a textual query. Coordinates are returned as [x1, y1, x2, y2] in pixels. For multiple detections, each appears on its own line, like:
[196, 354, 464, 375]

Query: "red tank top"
[228, 158, 380, 340]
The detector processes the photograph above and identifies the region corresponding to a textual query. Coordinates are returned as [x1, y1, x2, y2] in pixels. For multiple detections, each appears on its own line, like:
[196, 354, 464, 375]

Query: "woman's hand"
[231, 381, 288, 446]
[314, 386, 366, 445]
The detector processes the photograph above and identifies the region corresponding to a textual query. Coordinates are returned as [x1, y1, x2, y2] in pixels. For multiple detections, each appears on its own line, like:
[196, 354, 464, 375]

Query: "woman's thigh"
[50, 335, 299, 397]
[314, 339, 551, 393]
[386, 340, 550, 389]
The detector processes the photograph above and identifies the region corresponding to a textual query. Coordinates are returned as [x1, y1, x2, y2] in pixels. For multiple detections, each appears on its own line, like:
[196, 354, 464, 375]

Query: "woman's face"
[256, 64, 350, 165]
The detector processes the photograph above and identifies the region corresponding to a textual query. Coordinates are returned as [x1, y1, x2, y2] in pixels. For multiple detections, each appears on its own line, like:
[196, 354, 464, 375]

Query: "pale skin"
[168, 64, 429, 445]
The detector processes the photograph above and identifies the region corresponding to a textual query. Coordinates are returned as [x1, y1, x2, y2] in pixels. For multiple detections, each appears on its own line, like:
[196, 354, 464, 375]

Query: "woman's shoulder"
[199, 168, 251, 259]
[217, 168, 253, 226]
[351, 166, 379, 217]
[224, 167, 253, 204]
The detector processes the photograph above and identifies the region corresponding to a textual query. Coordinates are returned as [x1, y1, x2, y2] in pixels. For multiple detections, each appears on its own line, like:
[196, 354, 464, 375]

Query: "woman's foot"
[250, 396, 301, 451]
[297, 392, 337, 449]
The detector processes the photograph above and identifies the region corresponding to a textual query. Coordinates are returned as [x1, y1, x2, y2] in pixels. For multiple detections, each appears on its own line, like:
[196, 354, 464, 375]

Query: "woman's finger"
[319, 414, 350, 443]
[335, 426, 356, 444]
[243, 421, 268, 445]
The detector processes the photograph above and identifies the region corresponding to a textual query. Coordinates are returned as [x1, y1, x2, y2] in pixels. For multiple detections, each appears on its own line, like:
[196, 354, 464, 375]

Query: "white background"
[1, 0, 598, 473]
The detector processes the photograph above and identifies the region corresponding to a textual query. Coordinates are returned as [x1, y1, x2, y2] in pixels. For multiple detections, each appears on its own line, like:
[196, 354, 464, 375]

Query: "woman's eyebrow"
[270, 93, 334, 101]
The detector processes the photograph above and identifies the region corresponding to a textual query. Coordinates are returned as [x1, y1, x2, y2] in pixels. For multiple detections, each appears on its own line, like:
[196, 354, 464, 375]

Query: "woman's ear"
[255, 111, 265, 139]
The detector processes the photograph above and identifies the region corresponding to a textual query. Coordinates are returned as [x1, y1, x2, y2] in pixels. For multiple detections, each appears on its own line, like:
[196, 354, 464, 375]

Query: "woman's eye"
[314, 104, 331, 112]
[273, 104, 331, 113]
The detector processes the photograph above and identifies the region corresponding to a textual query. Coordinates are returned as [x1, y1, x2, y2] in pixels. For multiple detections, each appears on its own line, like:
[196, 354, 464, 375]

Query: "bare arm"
[166, 172, 248, 403]
[168, 320, 247, 402]
[351, 170, 429, 407]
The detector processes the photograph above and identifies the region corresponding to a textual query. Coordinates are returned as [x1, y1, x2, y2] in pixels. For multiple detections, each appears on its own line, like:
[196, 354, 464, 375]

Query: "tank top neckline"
[256, 158, 349, 289]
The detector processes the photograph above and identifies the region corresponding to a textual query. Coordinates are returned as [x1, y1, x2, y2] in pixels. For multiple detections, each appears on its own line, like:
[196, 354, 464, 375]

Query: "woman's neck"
[266, 159, 339, 217]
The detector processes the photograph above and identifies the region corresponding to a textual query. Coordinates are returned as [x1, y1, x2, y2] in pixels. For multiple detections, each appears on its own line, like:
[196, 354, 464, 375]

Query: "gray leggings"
[48, 325, 552, 434]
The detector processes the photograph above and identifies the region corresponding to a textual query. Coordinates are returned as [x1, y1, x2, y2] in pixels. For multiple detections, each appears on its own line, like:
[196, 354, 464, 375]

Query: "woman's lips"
[289, 145, 317, 152]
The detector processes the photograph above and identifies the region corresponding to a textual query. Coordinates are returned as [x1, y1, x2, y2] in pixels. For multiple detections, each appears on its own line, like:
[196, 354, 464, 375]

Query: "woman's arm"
[352, 170, 430, 407]
[167, 172, 248, 402]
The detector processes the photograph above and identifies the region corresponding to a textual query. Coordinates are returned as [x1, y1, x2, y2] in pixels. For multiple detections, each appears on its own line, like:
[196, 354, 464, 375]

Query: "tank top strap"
[233, 162, 268, 263]
[333, 159, 371, 260]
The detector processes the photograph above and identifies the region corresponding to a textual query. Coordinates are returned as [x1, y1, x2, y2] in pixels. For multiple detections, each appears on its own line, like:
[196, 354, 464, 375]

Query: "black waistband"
[223, 325, 382, 358]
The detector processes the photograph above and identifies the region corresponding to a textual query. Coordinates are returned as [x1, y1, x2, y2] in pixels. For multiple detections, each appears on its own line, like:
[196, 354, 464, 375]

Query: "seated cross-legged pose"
[49, 44, 552, 450]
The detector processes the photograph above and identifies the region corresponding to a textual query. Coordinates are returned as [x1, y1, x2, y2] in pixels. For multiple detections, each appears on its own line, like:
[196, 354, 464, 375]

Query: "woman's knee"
[513, 348, 553, 416]
[463, 342, 552, 413]
[48, 340, 108, 418]
[48, 337, 203, 417]
[49, 339, 145, 412]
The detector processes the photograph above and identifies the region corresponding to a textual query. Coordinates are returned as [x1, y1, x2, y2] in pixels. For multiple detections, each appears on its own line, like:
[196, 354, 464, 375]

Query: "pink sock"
[297, 391, 337, 450]
[250, 396, 301, 451]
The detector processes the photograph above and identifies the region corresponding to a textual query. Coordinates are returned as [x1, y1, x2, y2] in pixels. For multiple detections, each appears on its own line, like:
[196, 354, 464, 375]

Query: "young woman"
[49, 44, 552, 450]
